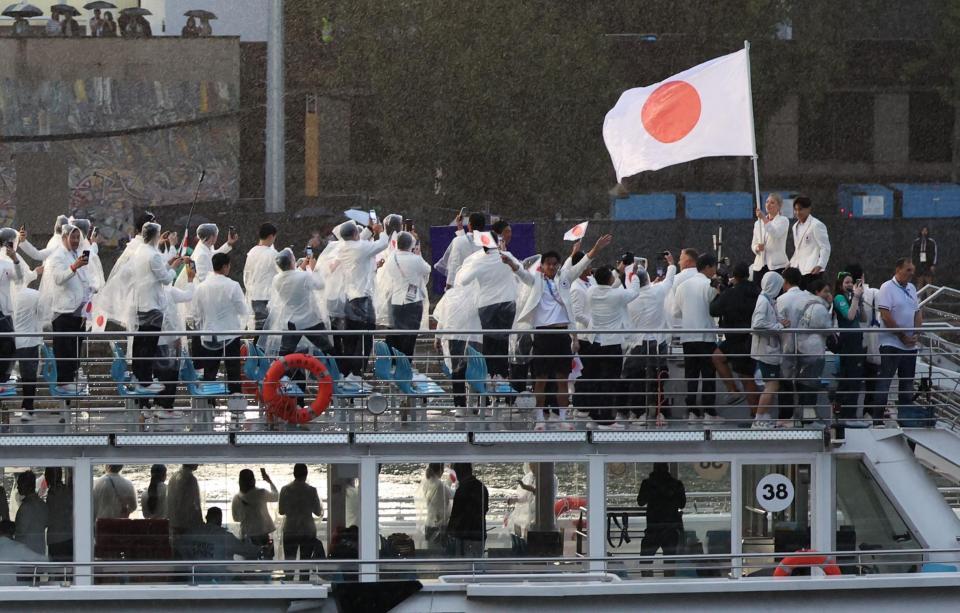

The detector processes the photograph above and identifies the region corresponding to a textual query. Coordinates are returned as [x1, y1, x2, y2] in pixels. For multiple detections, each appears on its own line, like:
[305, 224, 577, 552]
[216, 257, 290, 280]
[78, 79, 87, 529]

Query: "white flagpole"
[744, 40, 765, 267]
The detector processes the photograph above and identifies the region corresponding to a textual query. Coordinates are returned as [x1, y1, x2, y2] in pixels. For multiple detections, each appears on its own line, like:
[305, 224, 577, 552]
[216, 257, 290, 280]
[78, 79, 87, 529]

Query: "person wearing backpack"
[795, 280, 834, 428]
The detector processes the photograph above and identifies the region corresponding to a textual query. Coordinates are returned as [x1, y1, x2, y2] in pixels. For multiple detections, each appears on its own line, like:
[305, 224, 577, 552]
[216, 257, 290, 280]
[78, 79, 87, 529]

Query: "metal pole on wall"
[265, 0, 286, 213]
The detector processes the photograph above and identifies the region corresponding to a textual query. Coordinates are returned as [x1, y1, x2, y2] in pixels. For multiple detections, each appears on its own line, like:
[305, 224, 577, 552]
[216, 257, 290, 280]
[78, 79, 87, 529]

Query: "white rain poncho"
[433, 281, 481, 373]
[414, 472, 452, 543]
[316, 224, 360, 320]
[507, 464, 559, 537]
[18, 214, 70, 263]
[70, 218, 106, 291]
[37, 225, 95, 328]
[258, 248, 330, 357]
[98, 225, 148, 329]
[378, 234, 431, 330]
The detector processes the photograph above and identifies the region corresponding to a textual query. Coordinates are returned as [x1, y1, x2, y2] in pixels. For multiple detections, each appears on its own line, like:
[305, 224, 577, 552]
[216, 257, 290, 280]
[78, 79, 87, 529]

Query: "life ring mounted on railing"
[261, 353, 333, 425]
[773, 550, 841, 577]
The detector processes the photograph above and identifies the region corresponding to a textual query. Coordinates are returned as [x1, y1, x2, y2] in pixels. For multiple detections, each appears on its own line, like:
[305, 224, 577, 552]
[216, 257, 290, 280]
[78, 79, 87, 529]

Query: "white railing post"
[812, 452, 836, 554]
[730, 459, 743, 578]
[587, 454, 606, 573]
[359, 456, 378, 582]
[73, 457, 93, 586]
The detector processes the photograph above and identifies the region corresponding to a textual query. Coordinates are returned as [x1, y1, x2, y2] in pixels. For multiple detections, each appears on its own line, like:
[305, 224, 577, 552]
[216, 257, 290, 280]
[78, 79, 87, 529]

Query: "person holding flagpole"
[750, 193, 789, 282]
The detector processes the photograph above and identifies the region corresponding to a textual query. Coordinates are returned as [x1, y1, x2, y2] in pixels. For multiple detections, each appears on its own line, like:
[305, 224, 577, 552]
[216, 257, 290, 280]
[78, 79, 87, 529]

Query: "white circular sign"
[755, 474, 795, 513]
[693, 461, 729, 481]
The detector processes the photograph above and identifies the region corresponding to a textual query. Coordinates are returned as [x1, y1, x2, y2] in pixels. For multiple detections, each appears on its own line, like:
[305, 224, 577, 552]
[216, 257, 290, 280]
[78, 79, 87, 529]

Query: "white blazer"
[789, 215, 831, 275]
[750, 214, 790, 271]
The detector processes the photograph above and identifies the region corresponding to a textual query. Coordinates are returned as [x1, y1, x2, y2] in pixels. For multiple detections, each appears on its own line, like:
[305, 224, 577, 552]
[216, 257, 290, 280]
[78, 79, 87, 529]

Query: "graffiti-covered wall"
[0, 37, 240, 244]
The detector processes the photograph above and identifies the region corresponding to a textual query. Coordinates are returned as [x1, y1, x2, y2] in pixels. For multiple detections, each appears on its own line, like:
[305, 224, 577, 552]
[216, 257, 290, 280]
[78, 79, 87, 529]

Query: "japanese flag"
[563, 221, 588, 242]
[87, 300, 107, 333]
[603, 49, 756, 181]
[473, 231, 496, 248]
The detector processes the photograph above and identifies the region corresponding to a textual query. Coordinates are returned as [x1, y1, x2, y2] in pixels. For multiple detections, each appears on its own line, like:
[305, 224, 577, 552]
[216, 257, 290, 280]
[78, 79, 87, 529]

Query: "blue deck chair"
[392, 348, 444, 397]
[178, 350, 229, 396]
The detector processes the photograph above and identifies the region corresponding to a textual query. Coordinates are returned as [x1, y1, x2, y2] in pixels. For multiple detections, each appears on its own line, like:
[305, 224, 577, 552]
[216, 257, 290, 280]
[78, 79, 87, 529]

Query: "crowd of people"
[8, 9, 183, 39]
[0, 194, 937, 434]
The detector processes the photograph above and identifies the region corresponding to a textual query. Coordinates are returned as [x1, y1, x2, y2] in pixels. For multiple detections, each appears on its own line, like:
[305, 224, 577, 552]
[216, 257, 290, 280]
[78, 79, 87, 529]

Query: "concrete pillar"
[265, 0, 285, 213]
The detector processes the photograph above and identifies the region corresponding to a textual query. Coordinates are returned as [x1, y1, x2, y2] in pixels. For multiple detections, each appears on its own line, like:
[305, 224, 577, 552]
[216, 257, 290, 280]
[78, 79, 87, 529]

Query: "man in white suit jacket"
[789, 196, 831, 289]
[750, 193, 790, 281]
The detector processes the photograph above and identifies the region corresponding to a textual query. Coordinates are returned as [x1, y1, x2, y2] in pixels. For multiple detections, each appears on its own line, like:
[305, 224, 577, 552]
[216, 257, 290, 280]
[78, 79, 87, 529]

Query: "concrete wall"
[0, 37, 241, 244]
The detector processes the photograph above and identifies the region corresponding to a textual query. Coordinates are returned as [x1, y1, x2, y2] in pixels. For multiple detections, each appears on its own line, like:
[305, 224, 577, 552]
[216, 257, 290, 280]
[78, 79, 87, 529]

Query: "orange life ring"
[554, 496, 587, 518]
[773, 550, 841, 577]
[261, 353, 333, 424]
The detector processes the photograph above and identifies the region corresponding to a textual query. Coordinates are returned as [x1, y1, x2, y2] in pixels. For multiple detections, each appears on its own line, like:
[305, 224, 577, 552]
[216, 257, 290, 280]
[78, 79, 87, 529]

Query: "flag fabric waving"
[603, 49, 755, 181]
[472, 231, 496, 248]
[563, 221, 589, 242]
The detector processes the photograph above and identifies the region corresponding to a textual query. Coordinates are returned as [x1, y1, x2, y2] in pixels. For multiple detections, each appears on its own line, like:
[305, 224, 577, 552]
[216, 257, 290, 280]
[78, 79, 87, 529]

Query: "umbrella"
[184, 9, 216, 20]
[83, 1, 116, 9]
[2, 3, 42, 18]
[344, 209, 371, 226]
[52, 3, 80, 16]
[119, 7, 151, 16]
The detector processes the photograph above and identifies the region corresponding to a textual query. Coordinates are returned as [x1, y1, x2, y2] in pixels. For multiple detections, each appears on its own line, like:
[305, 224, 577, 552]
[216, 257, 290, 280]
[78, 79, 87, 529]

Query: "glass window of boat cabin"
[1, 465, 75, 580]
[606, 461, 731, 578]
[741, 463, 812, 575]
[378, 462, 587, 571]
[87, 463, 360, 579]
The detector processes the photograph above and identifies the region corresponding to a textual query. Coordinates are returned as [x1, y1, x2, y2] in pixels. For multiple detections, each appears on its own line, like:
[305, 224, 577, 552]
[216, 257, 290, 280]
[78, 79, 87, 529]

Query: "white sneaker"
[704, 414, 721, 423]
[598, 422, 626, 431]
[157, 409, 186, 419]
[751, 416, 773, 429]
[554, 420, 575, 431]
[534, 421, 547, 432]
[686, 411, 701, 421]
[19, 412, 34, 423]
[137, 383, 165, 393]
[56, 383, 80, 394]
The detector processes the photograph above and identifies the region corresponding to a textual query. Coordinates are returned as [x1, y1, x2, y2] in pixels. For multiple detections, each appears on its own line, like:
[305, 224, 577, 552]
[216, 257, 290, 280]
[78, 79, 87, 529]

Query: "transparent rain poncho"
[258, 248, 330, 357]
[37, 225, 92, 328]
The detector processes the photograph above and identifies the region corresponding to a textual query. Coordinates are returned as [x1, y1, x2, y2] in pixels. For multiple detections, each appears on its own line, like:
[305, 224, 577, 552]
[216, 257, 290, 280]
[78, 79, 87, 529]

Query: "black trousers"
[448, 340, 480, 408]
[750, 266, 784, 284]
[283, 534, 318, 581]
[386, 301, 424, 358]
[154, 345, 179, 409]
[574, 340, 599, 412]
[799, 272, 823, 291]
[586, 344, 623, 424]
[862, 361, 882, 420]
[341, 298, 374, 377]
[280, 321, 330, 356]
[0, 314, 14, 383]
[52, 313, 86, 384]
[16, 346, 39, 412]
[201, 338, 242, 394]
[640, 524, 682, 577]
[622, 341, 670, 419]
[132, 310, 163, 385]
[478, 302, 516, 379]
[682, 342, 716, 417]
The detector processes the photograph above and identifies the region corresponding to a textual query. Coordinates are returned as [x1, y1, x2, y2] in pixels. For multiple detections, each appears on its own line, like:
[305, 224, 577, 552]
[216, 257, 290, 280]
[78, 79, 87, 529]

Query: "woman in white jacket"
[751, 272, 789, 426]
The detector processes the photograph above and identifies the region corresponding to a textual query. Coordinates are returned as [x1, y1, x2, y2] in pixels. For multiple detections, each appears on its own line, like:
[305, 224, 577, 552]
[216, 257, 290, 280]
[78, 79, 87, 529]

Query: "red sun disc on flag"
[481, 235, 490, 246]
[96, 315, 105, 327]
[641, 81, 702, 143]
[573, 225, 584, 237]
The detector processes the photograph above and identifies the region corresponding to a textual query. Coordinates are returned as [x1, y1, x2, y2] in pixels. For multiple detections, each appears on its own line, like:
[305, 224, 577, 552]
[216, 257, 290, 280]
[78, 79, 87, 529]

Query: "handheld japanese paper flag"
[564, 221, 588, 242]
[603, 49, 756, 181]
[473, 231, 496, 249]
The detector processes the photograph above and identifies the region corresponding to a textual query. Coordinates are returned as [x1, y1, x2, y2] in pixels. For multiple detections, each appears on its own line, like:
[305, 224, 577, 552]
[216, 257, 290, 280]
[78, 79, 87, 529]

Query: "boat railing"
[0, 325, 952, 435]
[0, 546, 954, 586]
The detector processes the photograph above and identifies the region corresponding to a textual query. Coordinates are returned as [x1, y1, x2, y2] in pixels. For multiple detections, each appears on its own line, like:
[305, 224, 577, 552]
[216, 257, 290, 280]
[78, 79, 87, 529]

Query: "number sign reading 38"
[755, 474, 795, 513]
